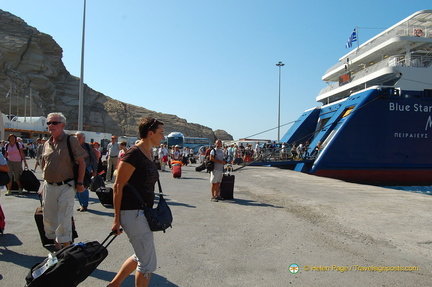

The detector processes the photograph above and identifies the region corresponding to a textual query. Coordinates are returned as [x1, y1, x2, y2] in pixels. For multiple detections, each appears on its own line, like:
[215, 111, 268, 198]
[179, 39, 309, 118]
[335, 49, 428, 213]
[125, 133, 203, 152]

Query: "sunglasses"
[46, 121, 62, 126]
[148, 118, 158, 131]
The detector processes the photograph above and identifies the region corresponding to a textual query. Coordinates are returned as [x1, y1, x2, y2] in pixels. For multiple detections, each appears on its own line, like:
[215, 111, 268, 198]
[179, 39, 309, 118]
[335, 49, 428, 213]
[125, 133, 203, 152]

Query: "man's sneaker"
[5, 190, 11, 196]
[18, 188, 23, 194]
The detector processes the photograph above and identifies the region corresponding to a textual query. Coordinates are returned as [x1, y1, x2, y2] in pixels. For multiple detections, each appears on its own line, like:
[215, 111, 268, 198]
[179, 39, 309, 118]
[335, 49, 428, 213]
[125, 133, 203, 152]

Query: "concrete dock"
[0, 158, 431, 286]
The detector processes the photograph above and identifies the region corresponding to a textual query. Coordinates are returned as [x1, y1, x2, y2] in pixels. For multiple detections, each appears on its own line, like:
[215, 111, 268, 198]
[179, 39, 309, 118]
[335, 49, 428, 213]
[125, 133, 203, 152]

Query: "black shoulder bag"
[127, 180, 173, 233]
[205, 148, 215, 172]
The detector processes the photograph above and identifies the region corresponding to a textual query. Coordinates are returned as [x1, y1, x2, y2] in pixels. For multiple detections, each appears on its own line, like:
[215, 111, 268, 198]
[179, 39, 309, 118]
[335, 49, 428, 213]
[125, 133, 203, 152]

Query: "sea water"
[382, 186, 432, 195]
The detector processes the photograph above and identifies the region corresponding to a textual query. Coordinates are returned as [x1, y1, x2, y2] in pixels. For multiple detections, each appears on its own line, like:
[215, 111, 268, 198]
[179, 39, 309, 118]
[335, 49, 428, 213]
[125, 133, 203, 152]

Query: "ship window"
[317, 118, 330, 131]
[342, 106, 355, 118]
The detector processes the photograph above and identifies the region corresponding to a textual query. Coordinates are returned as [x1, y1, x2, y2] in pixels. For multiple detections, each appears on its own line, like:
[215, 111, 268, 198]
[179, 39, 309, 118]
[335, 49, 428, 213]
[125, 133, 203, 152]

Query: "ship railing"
[233, 147, 315, 171]
[318, 54, 432, 96]
[324, 26, 432, 75]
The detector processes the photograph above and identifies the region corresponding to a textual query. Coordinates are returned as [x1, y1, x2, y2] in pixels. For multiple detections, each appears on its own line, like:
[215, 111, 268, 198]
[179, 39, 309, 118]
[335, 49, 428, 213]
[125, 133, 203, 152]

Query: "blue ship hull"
[281, 87, 432, 185]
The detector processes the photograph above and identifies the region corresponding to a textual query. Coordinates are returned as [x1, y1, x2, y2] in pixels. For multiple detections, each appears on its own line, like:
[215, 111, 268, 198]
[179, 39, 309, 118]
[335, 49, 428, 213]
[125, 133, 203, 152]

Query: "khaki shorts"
[7, 160, 22, 182]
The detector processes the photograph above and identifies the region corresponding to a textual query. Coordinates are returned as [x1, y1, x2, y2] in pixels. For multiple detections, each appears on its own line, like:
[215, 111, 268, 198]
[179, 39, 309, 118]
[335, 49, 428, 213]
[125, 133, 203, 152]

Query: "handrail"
[324, 27, 431, 75]
[318, 55, 432, 97]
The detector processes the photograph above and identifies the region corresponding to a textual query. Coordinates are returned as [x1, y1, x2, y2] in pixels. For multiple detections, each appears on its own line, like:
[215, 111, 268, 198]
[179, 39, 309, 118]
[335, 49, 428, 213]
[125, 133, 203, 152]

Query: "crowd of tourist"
[0, 112, 324, 287]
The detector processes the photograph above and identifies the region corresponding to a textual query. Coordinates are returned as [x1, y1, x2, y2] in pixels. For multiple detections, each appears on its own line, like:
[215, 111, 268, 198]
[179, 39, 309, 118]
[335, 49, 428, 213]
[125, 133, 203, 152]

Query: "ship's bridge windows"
[379, 88, 401, 97]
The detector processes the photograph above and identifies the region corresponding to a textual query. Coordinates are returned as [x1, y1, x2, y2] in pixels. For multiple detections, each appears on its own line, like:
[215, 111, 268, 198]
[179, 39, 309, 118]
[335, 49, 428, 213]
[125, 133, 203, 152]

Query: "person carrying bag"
[108, 118, 167, 287]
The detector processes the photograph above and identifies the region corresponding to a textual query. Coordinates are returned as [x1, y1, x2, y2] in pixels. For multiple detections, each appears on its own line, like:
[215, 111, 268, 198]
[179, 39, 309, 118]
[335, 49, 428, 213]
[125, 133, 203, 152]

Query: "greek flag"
[345, 28, 357, 48]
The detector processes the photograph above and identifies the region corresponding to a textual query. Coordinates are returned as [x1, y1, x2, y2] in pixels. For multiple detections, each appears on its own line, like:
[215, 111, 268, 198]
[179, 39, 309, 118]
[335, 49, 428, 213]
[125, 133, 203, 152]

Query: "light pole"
[78, 0, 86, 130]
[276, 61, 284, 142]
[24, 95, 29, 122]
[29, 88, 33, 120]
[6, 82, 11, 120]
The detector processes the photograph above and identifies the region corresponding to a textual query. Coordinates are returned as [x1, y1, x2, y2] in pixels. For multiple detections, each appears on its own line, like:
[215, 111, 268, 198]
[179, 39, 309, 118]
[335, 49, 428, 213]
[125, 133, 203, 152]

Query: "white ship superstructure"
[318, 10, 432, 105]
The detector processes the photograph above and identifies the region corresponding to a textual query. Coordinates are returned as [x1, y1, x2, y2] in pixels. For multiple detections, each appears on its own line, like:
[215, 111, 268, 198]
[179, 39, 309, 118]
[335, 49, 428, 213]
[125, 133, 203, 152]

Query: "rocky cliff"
[0, 10, 233, 141]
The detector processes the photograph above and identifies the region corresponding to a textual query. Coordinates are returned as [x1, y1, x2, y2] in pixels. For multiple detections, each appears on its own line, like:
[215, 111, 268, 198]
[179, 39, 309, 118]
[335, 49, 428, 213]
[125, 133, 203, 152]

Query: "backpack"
[5, 143, 22, 159]
[5, 142, 21, 152]
[205, 148, 215, 172]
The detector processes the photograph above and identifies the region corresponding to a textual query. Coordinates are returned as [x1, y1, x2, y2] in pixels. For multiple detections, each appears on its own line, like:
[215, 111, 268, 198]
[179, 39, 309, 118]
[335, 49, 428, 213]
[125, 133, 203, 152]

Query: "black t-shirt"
[120, 145, 159, 210]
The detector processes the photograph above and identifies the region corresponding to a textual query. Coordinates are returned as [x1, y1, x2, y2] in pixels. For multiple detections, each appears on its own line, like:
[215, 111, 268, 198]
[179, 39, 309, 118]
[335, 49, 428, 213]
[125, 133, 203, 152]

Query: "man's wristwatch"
[76, 182, 84, 186]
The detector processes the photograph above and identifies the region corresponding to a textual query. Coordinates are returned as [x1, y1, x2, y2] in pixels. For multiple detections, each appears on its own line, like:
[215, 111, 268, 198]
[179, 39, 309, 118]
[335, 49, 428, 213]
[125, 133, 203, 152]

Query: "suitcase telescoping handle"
[89, 229, 123, 261]
[101, 229, 123, 247]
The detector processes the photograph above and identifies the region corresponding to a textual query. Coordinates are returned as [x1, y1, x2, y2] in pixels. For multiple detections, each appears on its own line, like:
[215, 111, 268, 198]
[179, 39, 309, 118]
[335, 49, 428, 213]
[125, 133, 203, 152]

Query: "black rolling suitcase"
[34, 206, 78, 246]
[0, 204, 5, 234]
[25, 231, 120, 287]
[89, 174, 105, 192]
[96, 187, 113, 206]
[10, 175, 18, 191]
[220, 173, 235, 200]
[21, 167, 41, 192]
[155, 160, 161, 170]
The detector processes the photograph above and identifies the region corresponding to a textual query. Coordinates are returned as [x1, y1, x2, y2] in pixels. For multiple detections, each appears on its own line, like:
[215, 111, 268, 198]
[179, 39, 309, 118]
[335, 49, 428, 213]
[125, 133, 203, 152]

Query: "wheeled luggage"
[10, 175, 18, 191]
[171, 160, 182, 178]
[21, 168, 41, 192]
[89, 174, 105, 192]
[155, 160, 161, 170]
[95, 187, 113, 206]
[0, 204, 5, 234]
[220, 173, 235, 199]
[25, 230, 119, 287]
[34, 207, 78, 246]
[172, 164, 181, 178]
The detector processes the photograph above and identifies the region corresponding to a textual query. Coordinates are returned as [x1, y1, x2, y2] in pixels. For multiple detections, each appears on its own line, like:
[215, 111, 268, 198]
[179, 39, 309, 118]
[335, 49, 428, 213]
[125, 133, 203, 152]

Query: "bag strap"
[127, 180, 163, 210]
[66, 135, 75, 164]
[156, 179, 163, 194]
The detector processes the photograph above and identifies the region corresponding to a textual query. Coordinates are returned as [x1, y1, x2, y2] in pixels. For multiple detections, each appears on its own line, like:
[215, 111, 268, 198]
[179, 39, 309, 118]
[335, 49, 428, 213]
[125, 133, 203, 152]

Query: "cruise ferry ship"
[281, 10, 432, 185]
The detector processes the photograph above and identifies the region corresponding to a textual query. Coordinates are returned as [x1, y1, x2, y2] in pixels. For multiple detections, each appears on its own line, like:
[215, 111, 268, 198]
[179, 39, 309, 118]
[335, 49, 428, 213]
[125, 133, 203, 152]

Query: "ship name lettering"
[426, 116, 432, 131]
[394, 132, 428, 139]
[413, 104, 432, 113]
[389, 102, 410, 112]
[389, 103, 432, 113]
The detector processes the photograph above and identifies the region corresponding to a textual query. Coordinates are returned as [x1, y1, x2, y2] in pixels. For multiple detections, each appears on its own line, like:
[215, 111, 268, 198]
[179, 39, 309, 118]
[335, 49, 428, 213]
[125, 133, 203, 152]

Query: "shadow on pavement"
[91, 269, 179, 286]
[0, 246, 45, 270]
[0, 233, 22, 247]
[222, 198, 283, 208]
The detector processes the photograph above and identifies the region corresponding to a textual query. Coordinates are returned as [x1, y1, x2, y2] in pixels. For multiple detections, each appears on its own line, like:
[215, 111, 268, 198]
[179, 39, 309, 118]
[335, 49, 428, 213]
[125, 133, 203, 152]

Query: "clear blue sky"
[2, 1, 430, 141]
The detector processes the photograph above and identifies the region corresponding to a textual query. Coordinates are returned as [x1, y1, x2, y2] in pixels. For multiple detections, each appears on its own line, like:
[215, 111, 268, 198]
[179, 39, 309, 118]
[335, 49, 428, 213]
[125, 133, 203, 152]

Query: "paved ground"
[0, 159, 431, 286]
